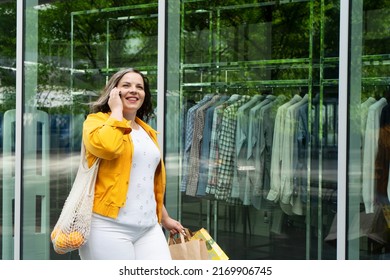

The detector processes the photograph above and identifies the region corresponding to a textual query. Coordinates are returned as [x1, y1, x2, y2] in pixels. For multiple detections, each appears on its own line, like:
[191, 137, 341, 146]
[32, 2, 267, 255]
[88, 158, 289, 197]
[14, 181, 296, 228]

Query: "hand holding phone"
[108, 87, 124, 113]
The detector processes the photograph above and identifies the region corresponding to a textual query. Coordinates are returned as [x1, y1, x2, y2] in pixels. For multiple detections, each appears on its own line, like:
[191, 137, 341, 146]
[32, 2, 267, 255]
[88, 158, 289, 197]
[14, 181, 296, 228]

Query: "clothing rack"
[179, 1, 389, 258]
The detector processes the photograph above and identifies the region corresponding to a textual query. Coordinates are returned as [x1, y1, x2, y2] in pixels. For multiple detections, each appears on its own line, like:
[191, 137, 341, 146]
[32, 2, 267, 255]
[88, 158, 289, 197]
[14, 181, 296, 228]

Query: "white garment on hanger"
[362, 97, 387, 214]
[267, 94, 302, 203]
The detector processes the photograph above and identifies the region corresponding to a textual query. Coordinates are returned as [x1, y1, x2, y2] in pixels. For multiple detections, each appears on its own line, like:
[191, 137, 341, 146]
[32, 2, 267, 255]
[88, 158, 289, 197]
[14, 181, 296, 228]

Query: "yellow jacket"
[82, 112, 166, 222]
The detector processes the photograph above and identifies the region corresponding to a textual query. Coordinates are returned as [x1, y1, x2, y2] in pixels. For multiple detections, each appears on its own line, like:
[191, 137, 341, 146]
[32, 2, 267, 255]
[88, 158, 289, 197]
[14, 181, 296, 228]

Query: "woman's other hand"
[161, 216, 186, 235]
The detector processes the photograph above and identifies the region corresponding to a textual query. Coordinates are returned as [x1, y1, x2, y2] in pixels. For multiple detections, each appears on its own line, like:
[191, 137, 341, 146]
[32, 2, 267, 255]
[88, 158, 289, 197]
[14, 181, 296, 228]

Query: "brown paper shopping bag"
[191, 228, 229, 260]
[168, 228, 208, 260]
[382, 205, 390, 229]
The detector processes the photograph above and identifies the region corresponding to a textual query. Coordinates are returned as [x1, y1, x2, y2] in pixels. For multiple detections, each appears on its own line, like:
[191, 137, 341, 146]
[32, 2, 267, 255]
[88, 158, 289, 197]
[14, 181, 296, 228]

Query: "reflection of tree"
[0, 1, 16, 112]
[181, 1, 341, 84]
[364, 0, 390, 55]
[0, 0, 16, 100]
[39, 0, 157, 112]
[0, 2, 16, 64]
[109, 16, 158, 67]
[0, 0, 389, 113]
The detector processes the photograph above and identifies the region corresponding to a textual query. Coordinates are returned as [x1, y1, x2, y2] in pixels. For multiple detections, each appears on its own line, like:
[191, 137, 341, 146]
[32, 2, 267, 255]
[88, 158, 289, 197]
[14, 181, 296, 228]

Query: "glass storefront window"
[166, 0, 341, 260]
[165, 0, 385, 260]
[347, 0, 390, 260]
[0, 0, 17, 261]
[1, 0, 389, 260]
[0, 0, 158, 260]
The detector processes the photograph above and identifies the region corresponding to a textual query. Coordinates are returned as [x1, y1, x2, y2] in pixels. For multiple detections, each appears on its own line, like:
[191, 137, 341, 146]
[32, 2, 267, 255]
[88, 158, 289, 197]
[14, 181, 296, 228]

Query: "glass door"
[166, 0, 341, 260]
[0, 0, 17, 260]
[15, 0, 159, 260]
[346, 0, 390, 260]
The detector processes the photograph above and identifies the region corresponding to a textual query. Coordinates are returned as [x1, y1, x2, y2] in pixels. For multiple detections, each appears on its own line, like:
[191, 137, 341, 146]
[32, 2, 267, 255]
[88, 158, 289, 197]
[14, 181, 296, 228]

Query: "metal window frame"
[13, 0, 350, 260]
[14, 0, 24, 260]
[337, 0, 350, 260]
[157, 0, 166, 150]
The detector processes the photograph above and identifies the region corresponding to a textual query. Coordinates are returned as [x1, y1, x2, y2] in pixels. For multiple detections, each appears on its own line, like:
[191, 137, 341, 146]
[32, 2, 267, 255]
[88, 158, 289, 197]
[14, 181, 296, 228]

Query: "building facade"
[0, 0, 389, 260]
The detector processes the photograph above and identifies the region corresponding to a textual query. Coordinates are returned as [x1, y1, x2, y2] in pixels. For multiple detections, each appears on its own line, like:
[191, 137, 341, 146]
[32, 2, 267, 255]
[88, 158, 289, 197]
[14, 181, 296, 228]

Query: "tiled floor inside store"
[179, 196, 386, 260]
[181, 198, 311, 260]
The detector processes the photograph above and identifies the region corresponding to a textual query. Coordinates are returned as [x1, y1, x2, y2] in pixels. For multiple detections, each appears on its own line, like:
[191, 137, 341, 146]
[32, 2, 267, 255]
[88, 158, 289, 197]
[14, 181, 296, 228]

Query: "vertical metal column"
[337, 0, 350, 260]
[317, 0, 324, 260]
[10, 0, 51, 260]
[157, 0, 166, 154]
[2, 111, 16, 259]
[13, 0, 24, 260]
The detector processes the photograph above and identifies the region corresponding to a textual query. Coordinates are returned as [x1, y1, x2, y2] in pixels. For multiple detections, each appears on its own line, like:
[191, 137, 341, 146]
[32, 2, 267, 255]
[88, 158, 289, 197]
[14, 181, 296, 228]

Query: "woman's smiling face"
[117, 71, 145, 119]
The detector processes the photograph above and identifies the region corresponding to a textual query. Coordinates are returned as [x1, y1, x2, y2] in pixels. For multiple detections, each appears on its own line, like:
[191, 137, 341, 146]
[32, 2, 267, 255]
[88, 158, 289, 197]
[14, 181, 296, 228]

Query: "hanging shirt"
[294, 101, 310, 206]
[206, 94, 241, 195]
[186, 95, 220, 196]
[247, 95, 283, 209]
[280, 94, 308, 215]
[280, 94, 308, 205]
[267, 94, 302, 203]
[362, 97, 387, 213]
[231, 94, 264, 203]
[180, 95, 213, 192]
[361, 97, 377, 148]
[236, 95, 273, 205]
[258, 96, 287, 199]
[197, 96, 229, 196]
[215, 95, 251, 202]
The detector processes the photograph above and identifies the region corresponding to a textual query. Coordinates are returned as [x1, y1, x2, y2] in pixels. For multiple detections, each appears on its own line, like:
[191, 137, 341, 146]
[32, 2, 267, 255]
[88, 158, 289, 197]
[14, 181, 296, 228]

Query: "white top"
[362, 98, 387, 213]
[267, 94, 302, 203]
[116, 126, 161, 227]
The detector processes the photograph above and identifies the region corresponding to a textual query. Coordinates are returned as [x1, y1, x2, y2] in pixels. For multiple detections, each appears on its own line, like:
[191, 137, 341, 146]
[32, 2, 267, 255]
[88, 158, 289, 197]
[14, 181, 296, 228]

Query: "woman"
[79, 68, 184, 260]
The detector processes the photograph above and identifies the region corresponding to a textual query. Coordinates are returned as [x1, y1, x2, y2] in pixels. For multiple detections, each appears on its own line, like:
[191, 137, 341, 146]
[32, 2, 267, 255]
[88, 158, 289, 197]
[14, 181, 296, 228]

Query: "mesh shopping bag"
[50, 143, 100, 254]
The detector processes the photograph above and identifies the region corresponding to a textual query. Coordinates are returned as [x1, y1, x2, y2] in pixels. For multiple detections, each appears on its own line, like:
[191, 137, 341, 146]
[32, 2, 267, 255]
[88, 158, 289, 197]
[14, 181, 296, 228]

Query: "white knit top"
[116, 126, 161, 227]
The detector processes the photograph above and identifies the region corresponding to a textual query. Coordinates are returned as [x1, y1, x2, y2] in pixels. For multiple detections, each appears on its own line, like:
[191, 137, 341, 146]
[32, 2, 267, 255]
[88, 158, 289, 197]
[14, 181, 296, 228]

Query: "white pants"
[79, 215, 172, 260]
